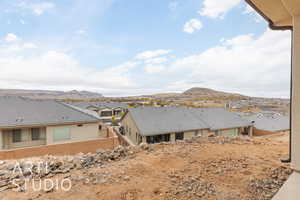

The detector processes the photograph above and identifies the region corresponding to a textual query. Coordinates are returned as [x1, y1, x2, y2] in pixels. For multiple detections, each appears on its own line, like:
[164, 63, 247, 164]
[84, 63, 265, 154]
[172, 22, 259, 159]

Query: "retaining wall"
[0, 137, 119, 160]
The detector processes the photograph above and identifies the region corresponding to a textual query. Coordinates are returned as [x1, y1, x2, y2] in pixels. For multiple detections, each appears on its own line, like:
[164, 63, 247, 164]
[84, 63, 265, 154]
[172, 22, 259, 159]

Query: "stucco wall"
[184, 131, 196, 139]
[253, 128, 290, 136]
[292, 15, 300, 171]
[46, 123, 100, 145]
[0, 137, 119, 160]
[218, 128, 239, 137]
[139, 129, 213, 144]
[2, 128, 46, 150]
[121, 113, 140, 145]
[0, 130, 3, 150]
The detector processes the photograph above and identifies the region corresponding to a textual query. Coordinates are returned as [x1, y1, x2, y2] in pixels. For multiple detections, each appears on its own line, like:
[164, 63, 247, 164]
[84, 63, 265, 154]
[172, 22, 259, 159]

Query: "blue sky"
[0, 0, 292, 97]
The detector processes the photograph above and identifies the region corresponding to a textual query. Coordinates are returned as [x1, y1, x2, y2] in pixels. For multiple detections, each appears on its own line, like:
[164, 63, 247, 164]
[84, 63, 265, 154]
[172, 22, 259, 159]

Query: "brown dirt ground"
[0, 134, 290, 200]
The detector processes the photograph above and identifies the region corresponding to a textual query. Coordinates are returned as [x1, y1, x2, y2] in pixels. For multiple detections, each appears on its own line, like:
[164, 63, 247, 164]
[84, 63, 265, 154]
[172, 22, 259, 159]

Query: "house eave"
[245, 0, 293, 31]
[0, 120, 100, 130]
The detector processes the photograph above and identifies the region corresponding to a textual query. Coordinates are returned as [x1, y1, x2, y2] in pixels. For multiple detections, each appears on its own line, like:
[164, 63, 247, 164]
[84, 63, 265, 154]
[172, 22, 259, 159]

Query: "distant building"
[120, 107, 253, 145]
[71, 102, 128, 124]
[238, 112, 290, 136]
[0, 96, 102, 150]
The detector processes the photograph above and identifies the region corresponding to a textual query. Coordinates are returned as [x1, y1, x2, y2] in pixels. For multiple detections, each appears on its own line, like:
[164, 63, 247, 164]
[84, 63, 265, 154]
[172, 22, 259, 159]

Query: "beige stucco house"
[71, 102, 127, 124]
[0, 96, 102, 150]
[238, 112, 290, 136]
[120, 107, 253, 145]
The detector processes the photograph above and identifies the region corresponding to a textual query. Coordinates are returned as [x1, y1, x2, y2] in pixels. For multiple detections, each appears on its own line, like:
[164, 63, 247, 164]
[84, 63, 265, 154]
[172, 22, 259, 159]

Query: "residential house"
[71, 102, 127, 124]
[120, 107, 253, 145]
[0, 96, 102, 150]
[238, 112, 290, 136]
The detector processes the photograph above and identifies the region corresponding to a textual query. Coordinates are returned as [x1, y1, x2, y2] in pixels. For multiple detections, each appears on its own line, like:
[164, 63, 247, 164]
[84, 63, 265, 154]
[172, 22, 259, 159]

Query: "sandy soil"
[0, 134, 290, 200]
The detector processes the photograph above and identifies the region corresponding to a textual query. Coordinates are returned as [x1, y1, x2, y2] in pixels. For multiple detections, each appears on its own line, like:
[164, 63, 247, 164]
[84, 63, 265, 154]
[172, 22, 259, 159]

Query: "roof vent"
[16, 117, 24, 122]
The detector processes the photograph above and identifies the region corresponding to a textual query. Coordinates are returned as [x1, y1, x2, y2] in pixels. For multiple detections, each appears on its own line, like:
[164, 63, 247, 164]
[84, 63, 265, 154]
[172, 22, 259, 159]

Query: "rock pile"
[167, 172, 216, 199]
[248, 166, 293, 200]
[0, 145, 136, 192]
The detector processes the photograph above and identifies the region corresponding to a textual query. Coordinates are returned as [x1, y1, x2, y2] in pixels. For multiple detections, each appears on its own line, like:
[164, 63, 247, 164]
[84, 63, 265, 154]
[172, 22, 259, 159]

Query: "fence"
[112, 127, 132, 147]
[0, 137, 119, 160]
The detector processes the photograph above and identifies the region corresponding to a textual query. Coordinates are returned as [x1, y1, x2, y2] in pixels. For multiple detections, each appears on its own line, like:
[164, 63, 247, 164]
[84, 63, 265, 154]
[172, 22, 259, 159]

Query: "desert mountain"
[0, 89, 103, 99]
[182, 87, 246, 98]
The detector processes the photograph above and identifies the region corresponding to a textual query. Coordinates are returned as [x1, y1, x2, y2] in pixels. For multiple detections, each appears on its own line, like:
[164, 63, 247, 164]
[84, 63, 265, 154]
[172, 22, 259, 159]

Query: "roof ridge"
[58, 102, 100, 122]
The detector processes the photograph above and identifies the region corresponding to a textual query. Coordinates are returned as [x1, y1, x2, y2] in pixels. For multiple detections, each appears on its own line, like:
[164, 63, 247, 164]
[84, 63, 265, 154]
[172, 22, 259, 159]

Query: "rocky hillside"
[183, 87, 246, 97]
[0, 89, 103, 99]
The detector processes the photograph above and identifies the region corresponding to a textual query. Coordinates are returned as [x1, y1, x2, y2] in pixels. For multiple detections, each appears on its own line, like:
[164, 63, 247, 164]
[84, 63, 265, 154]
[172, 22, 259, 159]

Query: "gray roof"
[125, 107, 251, 136]
[239, 113, 290, 132]
[0, 96, 100, 128]
[61, 103, 101, 120]
[71, 102, 127, 110]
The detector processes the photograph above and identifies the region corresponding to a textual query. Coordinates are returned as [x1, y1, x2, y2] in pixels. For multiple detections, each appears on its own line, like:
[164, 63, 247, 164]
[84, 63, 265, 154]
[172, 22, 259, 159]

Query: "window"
[195, 130, 202, 137]
[101, 110, 113, 117]
[31, 128, 41, 140]
[12, 129, 22, 143]
[162, 134, 170, 142]
[229, 129, 238, 137]
[175, 132, 184, 141]
[53, 126, 70, 142]
[146, 134, 170, 144]
[102, 119, 112, 123]
[114, 109, 122, 116]
[215, 130, 221, 136]
[99, 125, 102, 130]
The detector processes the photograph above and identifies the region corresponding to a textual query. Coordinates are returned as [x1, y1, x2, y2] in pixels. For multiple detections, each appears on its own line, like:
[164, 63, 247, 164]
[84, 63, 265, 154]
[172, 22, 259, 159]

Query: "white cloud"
[4, 33, 20, 42]
[23, 43, 37, 49]
[0, 38, 137, 93]
[145, 57, 168, 64]
[168, 29, 291, 97]
[135, 49, 172, 60]
[17, 2, 55, 16]
[199, 0, 241, 18]
[144, 64, 166, 74]
[183, 19, 203, 34]
[223, 34, 254, 46]
[243, 4, 254, 14]
[243, 5, 263, 23]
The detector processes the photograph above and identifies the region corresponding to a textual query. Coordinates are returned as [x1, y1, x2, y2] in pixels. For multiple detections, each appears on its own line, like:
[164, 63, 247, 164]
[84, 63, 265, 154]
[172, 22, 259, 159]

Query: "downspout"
[281, 29, 293, 163]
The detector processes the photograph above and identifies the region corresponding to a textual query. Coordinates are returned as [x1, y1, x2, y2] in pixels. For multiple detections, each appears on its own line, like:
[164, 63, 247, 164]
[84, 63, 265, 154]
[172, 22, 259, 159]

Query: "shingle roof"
[239, 113, 290, 132]
[0, 96, 100, 128]
[126, 107, 251, 136]
[71, 102, 127, 109]
[61, 103, 101, 120]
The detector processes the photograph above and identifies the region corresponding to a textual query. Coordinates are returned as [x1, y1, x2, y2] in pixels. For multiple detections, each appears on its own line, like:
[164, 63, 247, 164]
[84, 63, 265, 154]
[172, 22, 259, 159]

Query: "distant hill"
[182, 87, 242, 96]
[142, 87, 247, 100]
[182, 87, 244, 97]
[0, 89, 103, 99]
